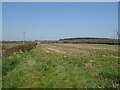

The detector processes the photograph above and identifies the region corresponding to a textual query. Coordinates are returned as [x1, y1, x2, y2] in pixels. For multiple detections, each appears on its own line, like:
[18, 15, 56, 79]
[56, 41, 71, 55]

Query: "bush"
[2, 42, 37, 56]
[2, 42, 37, 76]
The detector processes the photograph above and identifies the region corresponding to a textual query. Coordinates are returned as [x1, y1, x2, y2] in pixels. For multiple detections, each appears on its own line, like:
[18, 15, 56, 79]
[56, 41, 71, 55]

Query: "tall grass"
[2, 42, 37, 76]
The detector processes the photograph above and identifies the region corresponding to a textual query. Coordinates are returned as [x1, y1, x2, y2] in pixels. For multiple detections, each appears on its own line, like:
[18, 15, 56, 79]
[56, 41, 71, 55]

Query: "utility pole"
[114, 29, 119, 51]
[116, 30, 119, 41]
[113, 29, 116, 45]
[23, 32, 25, 45]
[113, 29, 118, 45]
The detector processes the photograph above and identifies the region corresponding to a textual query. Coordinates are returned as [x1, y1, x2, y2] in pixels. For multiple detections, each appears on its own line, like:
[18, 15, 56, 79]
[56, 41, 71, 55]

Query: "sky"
[1, 0, 120, 2]
[2, 2, 118, 41]
[0, 2, 2, 41]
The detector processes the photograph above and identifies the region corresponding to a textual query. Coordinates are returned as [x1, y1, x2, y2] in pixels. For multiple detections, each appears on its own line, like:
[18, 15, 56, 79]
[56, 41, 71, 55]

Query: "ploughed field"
[2, 43, 119, 88]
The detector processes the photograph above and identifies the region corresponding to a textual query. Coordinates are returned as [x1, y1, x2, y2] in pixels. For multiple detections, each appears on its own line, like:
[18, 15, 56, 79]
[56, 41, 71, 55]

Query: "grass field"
[2, 43, 119, 88]
[2, 43, 23, 49]
[0, 43, 1, 57]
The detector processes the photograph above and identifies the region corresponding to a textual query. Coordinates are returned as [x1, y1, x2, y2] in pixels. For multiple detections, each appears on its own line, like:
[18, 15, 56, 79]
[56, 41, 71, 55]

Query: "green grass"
[2, 44, 119, 88]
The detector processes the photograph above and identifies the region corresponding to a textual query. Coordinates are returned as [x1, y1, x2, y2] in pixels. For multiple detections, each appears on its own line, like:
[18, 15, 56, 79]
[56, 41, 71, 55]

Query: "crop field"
[2, 43, 119, 88]
[2, 43, 23, 49]
[1, 43, 23, 57]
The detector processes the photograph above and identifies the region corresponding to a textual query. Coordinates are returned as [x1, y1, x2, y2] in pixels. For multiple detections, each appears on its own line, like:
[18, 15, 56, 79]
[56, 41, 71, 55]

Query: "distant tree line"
[2, 41, 34, 44]
[59, 37, 111, 41]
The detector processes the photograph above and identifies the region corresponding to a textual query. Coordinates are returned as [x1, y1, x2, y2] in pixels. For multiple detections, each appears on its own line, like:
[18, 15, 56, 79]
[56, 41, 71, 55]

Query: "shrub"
[2, 42, 37, 56]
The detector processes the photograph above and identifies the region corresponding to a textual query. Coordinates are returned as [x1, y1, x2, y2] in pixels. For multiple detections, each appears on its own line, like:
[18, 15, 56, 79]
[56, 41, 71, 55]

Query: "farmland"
[0, 43, 1, 57]
[2, 42, 37, 56]
[2, 43, 23, 49]
[2, 43, 119, 88]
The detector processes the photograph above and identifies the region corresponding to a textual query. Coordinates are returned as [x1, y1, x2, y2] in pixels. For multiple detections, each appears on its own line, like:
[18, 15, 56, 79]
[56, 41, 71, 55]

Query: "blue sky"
[2, 2, 118, 41]
[0, 2, 2, 41]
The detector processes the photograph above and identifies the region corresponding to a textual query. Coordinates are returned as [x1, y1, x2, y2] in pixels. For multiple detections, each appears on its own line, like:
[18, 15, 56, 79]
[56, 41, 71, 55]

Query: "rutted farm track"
[41, 44, 93, 54]
[41, 44, 118, 57]
[2, 44, 119, 88]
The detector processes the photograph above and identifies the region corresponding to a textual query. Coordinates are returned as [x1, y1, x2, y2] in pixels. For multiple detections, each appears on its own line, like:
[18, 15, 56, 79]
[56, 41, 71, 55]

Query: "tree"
[117, 31, 120, 39]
